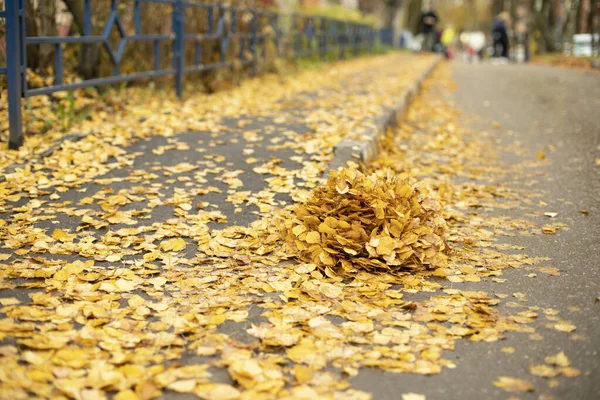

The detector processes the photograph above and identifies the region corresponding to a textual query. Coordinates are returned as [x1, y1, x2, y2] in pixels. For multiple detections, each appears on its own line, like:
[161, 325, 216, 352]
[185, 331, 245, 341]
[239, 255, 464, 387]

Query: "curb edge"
[324, 55, 442, 175]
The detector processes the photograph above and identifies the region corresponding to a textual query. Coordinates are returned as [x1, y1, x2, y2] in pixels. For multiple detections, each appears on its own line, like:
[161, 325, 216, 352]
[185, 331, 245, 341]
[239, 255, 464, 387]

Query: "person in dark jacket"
[420, 9, 439, 52]
[492, 12, 511, 59]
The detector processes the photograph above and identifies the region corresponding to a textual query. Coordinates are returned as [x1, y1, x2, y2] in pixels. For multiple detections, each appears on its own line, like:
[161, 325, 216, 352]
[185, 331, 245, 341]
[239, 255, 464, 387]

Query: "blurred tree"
[38, 0, 57, 72]
[591, 0, 599, 51]
[532, 0, 557, 52]
[25, 0, 40, 71]
[563, 0, 580, 43]
[358, 0, 378, 13]
[383, 0, 403, 30]
[62, 0, 101, 80]
[407, 0, 423, 34]
[492, 0, 505, 17]
[577, 0, 590, 33]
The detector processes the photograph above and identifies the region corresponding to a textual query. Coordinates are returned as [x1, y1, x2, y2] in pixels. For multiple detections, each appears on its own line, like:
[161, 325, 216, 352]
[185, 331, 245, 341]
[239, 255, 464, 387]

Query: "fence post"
[172, 0, 185, 98]
[250, 11, 257, 76]
[320, 17, 327, 61]
[354, 25, 359, 57]
[6, 0, 25, 149]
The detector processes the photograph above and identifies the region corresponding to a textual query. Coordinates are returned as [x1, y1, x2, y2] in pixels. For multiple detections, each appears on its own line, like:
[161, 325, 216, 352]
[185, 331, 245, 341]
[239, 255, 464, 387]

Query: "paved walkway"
[0, 53, 435, 399]
[2, 56, 597, 400]
[354, 62, 600, 400]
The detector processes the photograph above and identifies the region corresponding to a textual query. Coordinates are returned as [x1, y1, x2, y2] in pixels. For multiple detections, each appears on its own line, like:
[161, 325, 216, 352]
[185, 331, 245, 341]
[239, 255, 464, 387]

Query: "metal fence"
[0, 0, 379, 150]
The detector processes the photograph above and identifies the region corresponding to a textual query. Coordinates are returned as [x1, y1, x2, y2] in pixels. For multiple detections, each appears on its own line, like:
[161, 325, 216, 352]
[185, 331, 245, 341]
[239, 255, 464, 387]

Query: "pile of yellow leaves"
[280, 168, 449, 273]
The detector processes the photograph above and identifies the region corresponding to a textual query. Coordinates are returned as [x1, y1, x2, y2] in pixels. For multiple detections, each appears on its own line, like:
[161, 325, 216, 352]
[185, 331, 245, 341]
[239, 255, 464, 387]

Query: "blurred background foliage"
[0, 0, 597, 143]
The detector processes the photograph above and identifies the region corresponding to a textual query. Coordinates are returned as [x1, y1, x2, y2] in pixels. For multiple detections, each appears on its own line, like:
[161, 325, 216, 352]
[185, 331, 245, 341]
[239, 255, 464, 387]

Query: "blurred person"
[420, 7, 439, 52]
[463, 32, 486, 63]
[514, 5, 530, 62]
[492, 12, 511, 62]
[441, 26, 456, 59]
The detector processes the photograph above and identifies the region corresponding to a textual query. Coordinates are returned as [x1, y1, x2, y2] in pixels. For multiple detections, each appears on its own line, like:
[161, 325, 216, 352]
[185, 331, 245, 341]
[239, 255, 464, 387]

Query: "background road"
[352, 62, 600, 399]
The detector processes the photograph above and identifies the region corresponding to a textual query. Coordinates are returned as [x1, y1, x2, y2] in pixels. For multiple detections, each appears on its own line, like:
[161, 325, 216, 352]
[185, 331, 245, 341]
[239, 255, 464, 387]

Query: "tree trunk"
[534, 0, 557, 53]
[38, 0, 57, 72]
[384, 0, 402, 29]
[590, 0, 599, 52]
[25, 0, 39, 71]
[510, 0, 517, 23]
[407, 0, 423, 35]
[577, 0, 591, 33]
[563, 0, 580, 43]
[466, 0, 477, 30]
[492, 0, 505, 17]
[62, 0, 101, 80]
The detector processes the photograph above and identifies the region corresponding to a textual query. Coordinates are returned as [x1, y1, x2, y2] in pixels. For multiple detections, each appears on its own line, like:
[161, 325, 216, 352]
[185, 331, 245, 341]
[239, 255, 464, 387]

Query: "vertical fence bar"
[217, 9, 226, 64]
[292, 15, 298, 59]
[250, 11, 257, 76]
[320, 17, 327, 60]
[83, 0, 92, 35]
[339, 22, 345, 60]
[154, 40, 160, 71]
[307, 18, 314, 57]
[194, 41, 201, 67]
[6, 0, 24, 149]
[273, 13, 280, 56]
[354, 25, 359, 57]
[172, 0, 185, 98]
[134, 0, 141, 35]
[54, 44, 63, 85]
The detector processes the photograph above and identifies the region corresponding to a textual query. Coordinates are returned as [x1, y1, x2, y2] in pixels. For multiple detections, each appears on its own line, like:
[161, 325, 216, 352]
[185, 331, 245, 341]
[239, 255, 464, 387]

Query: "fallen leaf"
[544, 352, 570, 367]
[493, 376, 534, 393]
[402, 394, 426, 400]
[553, 322, 576, 333]
[530, 364, 559, 378]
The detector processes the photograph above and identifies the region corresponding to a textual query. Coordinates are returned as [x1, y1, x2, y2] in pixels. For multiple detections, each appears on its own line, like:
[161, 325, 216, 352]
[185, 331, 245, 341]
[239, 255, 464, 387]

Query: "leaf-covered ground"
[0, 56, 594, 400]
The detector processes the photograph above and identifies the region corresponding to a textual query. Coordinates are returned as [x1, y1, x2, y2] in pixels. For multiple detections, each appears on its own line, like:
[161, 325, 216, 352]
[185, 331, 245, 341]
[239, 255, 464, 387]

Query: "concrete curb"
[325, 55, 442, 175]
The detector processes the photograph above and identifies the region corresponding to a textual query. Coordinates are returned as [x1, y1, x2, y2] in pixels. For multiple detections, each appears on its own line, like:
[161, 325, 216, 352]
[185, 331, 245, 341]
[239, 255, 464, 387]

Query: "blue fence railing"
[0, 0, 381, 150]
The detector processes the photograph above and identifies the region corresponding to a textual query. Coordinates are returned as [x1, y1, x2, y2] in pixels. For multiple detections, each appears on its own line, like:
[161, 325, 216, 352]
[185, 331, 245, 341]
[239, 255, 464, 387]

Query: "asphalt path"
[352, 62, 600, 400]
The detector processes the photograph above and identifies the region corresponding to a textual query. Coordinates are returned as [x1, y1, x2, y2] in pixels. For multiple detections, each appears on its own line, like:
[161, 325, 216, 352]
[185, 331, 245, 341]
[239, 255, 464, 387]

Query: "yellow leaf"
[402, 394, 426, 400]
[544, 352, 570, 367]
[553, 322, 576, 332]
[529, 364, 559, 378]
[178, 203, 192, 211]
[52, 347, 88, 368]
[195, 383, 240, 400]
[559, 367, 581, 377]
[149, 276, 167, 289]
[295, 263, 316, 274]
[106, 254, 122, 262]
[292, 225, 307, 236]
[493, 376, 534, 393]
[113, 390, 139, 400]
[160, 238, 187, 252]
[128, 295, 145, 308]
[305, 231, 321, 244]
[80, 389, 107, 400]
[319, 282, 343, 299]
[52, 228, 75, 243]
[115, 278, 136, 292]
[167, 380, 197, 393]
[293, 364, 314, 384]
[0, 297, 20, 306]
